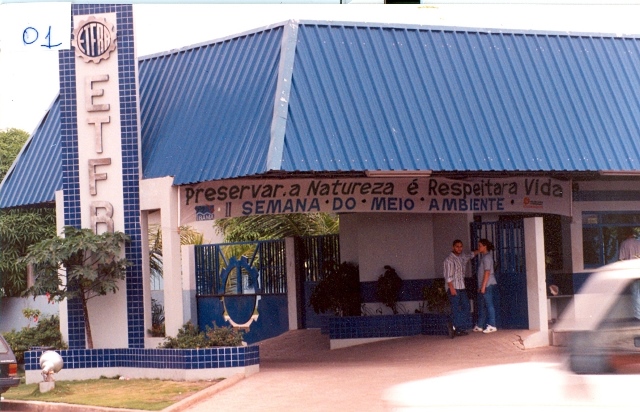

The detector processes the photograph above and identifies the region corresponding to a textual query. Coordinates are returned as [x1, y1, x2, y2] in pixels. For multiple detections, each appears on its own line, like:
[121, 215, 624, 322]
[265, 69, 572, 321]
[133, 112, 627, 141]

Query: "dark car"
[0, 334, 20, 396]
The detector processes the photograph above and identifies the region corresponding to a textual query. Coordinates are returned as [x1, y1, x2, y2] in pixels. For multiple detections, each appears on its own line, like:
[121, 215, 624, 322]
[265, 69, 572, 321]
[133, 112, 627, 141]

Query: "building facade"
[3, 5, 640, 349]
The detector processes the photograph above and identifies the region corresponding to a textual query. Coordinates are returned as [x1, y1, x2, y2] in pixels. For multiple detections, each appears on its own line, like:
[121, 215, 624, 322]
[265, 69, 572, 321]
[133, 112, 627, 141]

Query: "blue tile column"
[59, 17, 84, 349]
[114, 5, 145, 349]
[60, 3, 144, 349]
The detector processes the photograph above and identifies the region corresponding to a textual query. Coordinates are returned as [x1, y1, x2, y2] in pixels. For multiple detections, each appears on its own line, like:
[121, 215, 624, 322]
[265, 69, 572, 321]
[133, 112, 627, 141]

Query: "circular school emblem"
[72, 16, 117, 64]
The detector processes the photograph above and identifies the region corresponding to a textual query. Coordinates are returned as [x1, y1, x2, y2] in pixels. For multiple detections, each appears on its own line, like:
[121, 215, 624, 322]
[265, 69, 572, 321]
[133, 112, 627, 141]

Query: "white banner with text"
[179, 176, 572, 224]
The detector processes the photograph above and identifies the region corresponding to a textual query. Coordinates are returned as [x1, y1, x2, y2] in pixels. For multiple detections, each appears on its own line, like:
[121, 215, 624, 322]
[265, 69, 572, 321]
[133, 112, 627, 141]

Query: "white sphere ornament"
[39, 350, 63, 382]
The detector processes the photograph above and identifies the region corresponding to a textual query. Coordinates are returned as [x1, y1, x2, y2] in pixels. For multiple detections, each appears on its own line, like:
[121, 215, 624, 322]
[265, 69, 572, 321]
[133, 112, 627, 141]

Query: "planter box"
[24, 346, 259, 384]
[320, 314, 331, 335]
[326, 313, 449, 348]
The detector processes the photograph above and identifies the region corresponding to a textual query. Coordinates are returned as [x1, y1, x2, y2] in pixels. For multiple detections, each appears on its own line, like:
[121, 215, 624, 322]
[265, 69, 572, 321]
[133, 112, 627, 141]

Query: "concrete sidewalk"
[2, 329, 563, 412]
[186, 329, 563, 412]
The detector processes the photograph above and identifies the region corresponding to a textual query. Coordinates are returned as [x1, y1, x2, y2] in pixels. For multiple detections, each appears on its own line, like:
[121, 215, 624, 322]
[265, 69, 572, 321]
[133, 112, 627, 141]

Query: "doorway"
[471, 220, 528, 329]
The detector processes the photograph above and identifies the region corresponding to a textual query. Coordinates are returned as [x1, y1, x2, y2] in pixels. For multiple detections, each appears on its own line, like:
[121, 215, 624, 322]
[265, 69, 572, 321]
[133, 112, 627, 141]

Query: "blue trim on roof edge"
[267, 20, 299, 171]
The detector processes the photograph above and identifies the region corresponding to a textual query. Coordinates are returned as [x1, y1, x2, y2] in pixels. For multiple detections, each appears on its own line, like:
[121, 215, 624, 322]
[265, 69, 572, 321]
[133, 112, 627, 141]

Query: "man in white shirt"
[443, 239, 478, 337]
[618, 229, 640, 260]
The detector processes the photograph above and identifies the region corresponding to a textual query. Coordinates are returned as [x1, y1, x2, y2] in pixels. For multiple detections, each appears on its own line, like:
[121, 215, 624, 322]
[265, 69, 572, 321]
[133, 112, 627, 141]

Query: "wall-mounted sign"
[179, 176, 572, 224]
[72, 15, 117, 64]
[73, 12, 124, 234]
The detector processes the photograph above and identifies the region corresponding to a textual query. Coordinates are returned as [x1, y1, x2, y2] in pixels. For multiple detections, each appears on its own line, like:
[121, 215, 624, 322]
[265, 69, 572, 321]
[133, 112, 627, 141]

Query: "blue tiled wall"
[112, 4, 145, 349]
[327, 313, 448, 339]
[61, 3, 144, 349]
[24, 346, 260, 371]
[309, 278, 449, 339]
[59, 5, 83, 349]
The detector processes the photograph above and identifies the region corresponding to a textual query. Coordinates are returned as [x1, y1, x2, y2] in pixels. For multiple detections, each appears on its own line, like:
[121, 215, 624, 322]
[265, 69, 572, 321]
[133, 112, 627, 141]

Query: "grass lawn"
[3, 376, 220, 411]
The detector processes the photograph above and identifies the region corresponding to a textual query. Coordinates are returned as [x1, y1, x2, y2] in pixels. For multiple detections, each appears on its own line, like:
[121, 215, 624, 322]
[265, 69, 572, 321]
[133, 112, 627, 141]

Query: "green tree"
[0, 128, 29, 180]
[0, 208, 56, 296]
[21, 226, 131, 349]
[148, 224, 203, 282]
[0, 128, 57, 297]
[214, 212, 339, 242]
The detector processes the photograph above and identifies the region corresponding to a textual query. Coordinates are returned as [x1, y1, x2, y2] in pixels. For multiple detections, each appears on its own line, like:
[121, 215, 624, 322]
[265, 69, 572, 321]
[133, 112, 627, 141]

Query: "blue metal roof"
[140, 26, 284, 184]
[0, 97, 61, 209]
[282, 23, 640, 173]
[5, 20, 640, 208]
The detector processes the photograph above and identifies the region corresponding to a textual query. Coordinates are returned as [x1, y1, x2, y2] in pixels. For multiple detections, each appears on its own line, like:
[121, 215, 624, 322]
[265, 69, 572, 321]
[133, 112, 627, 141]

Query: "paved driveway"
[184, 329, 563, 412]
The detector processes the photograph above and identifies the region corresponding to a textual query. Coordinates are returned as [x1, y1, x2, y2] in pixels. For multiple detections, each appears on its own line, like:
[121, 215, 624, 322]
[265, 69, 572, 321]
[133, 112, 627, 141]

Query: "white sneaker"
[472, 326, 484, 332]
[483, 325, 497, 333]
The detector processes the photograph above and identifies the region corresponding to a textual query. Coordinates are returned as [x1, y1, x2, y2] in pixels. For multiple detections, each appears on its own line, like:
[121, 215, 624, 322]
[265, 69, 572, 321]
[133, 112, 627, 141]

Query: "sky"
[2, 2, 640, 133]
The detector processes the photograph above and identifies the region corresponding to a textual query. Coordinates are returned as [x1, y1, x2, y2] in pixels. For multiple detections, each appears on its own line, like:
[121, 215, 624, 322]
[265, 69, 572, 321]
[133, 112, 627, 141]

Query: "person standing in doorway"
[444, 239, 478, 337]
[473, 238, 498, 334]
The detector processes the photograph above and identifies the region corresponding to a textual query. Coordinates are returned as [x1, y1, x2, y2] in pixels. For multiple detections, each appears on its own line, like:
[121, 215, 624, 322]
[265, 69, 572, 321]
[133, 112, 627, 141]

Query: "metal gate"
[195, 236, 338, 334]
[194, 240, 289, 343]
[294, 234, 340, 328]
[471, 220, 528, 329]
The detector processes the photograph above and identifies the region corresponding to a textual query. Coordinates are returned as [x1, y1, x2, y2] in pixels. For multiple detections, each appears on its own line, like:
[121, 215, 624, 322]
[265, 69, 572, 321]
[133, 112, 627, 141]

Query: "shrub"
[4, 314, 67, 364]
[206, 325, 244, 347]
[422, 279, 450, 314]
[159, 322, 244, 348]
[309, 261, 361, 316]
[159, 322, 208, 349]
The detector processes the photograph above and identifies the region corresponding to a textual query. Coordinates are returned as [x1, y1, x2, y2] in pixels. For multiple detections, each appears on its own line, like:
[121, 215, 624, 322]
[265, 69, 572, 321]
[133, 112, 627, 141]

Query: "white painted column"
[161, 185, 183, 338]
[55, 190, 69, 344]
[523, 217, 550, 348]
[285, 237, 298, 330]
[181, 245, 198, 325]
[140, 210, 153, 347]
[139, 177, 183, 338]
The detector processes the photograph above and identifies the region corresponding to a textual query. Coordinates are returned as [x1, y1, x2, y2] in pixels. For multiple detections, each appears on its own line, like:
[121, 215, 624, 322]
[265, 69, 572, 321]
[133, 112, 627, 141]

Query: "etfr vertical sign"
[72, 14, 123, 234]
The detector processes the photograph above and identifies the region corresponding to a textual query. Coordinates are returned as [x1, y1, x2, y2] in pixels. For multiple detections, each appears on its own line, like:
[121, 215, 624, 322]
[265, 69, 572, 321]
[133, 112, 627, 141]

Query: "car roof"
[0, 336, 10, 354]
[556, 259, 640, 331]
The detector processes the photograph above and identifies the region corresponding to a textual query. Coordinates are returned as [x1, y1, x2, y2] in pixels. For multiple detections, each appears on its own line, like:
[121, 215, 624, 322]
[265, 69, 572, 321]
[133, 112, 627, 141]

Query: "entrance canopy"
[3, 20, 640, 209]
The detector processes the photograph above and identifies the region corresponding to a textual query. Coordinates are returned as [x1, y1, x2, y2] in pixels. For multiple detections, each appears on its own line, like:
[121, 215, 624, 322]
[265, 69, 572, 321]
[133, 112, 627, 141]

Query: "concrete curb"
[162, 374, 245, 412]
[0, 374, 245, 412]
[0, 399, 146, 411]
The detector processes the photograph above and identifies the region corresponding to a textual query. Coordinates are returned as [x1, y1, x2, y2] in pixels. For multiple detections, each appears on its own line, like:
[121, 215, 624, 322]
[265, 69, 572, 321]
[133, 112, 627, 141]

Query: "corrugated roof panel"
[282, 24, 640, 173]
[140, 26, 284, 185]
[0, 97, 61, 208]
[8, 22, 640, 211]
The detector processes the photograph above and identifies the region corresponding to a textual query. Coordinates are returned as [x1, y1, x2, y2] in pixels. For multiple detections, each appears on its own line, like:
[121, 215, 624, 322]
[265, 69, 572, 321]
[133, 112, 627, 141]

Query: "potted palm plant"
[375, 265, 403, 314]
